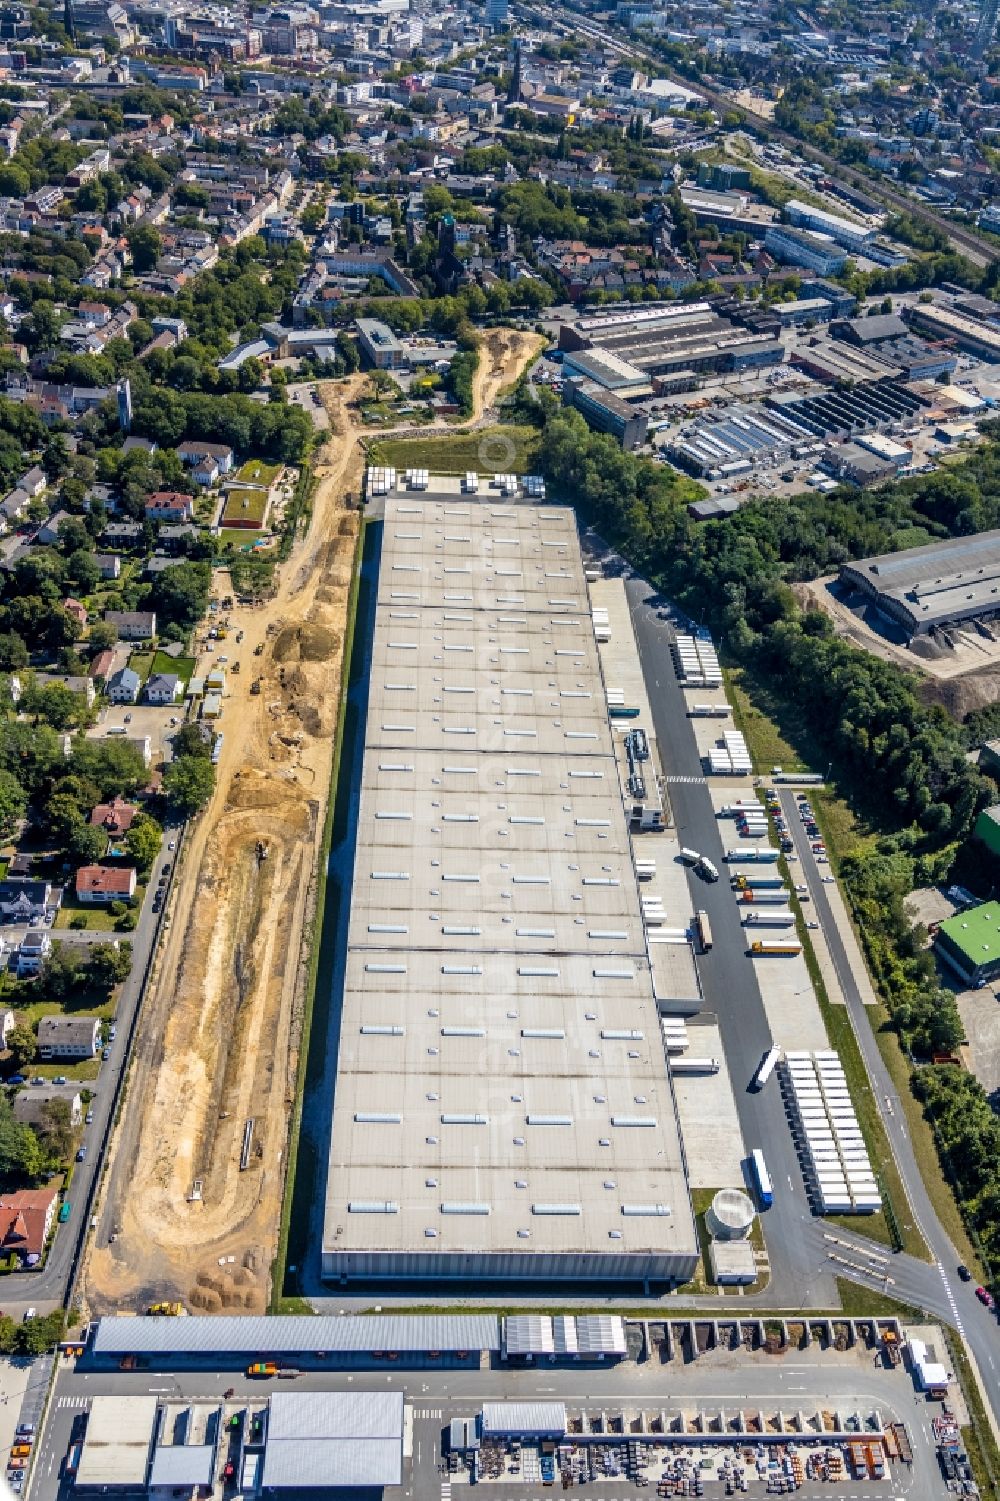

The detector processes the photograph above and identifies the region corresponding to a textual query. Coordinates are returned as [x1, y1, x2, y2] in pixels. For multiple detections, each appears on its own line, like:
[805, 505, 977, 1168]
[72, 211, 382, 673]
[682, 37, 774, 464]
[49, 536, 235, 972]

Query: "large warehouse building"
[557, 302, 783, 382]
[321, 477, 698, 1285]
[839, 528, 1000, 637]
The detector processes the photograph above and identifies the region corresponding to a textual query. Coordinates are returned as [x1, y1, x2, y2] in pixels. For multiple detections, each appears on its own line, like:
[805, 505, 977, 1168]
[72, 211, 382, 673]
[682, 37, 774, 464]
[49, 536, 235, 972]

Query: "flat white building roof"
[322, 494, 697, 1284]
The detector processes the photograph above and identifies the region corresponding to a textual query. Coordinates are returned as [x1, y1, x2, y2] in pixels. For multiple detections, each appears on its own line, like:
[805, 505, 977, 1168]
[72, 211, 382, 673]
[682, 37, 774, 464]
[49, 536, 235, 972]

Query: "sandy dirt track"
[83, 329, 542, 1316]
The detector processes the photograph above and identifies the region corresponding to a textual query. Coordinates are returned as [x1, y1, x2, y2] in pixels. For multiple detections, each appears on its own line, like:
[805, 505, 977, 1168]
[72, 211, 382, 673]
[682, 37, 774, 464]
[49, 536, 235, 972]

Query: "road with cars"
[2, 819, 183, 1311]
[777, 790, 1000, 1419]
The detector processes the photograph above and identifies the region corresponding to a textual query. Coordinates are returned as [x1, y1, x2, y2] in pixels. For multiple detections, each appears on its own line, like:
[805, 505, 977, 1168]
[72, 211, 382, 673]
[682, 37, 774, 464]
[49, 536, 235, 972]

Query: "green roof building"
[935, 900, 1000, 986]
[974, 803, 1000, 859]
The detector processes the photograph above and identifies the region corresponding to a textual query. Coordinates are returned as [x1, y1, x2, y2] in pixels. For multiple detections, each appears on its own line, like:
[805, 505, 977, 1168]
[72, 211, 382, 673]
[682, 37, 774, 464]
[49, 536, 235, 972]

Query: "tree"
[70, 737, 146, 798]
[163, 755, 215, 815]
[172, 723, 212, 760]
[35, 1098, 75, 1161]
[0, 1096, 43, 1185]
[126, 225, 163, 274]
[87, 621, 118, 657]
[150, 561, 210, 636]
[5, 1023, 36, 1071]
[0, 769, 26, 840]
[86, 940, 131, 991]
[0, 163, 29, 197]
[125, 812, 161, 875]
[16, 1310, 65, 1354]
[24, 682, 87, 732]
[68, 821, 111, 865]
[39, 944, 85, 1002]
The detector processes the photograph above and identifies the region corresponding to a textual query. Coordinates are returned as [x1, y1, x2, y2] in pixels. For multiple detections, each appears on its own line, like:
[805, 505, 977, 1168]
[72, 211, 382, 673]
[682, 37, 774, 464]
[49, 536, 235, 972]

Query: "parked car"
[957, 1264, 972, 1281]
[53, 1075, 67, 1085]
[85, 1110, 94, 1125]
[102, 1047, 111, 1061]
[975, 1285, 995, 1309]
[76, 1146, 87, 1163]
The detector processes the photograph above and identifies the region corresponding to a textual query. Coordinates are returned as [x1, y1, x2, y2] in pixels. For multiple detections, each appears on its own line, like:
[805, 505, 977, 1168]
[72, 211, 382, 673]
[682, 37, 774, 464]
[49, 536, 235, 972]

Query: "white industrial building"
[322, 480, 698, 1284]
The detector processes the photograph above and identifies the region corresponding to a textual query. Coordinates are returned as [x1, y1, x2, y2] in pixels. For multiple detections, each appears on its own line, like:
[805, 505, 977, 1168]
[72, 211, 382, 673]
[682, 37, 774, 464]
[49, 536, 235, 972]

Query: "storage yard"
[30, 1312, 971, 1501]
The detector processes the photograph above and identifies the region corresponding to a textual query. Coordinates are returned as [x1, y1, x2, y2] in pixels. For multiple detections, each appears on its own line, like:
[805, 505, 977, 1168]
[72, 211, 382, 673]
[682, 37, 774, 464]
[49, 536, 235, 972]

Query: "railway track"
[530, 1, 999, 270]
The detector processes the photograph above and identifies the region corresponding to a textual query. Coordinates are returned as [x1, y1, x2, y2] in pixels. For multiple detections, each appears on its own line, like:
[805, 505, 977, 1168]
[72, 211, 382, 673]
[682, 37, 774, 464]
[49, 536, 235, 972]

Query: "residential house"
[107, 666, 140, 704]
[18, 465, 47, 498]
[36, 1015, 101, 1058]
[0, 880, 54, 922]
[0, 1187, 58, 1264]
[145, 492, 194, 523]
[89, 796, 137, 838]
[13, 1087, 83, 1129]
[61, 597, 88, 630]
[16, 931, 52, 978]
[144, 672, 182, 705]
[94, 553, 121, 580]
[101, 522, 143, 548]
[104, 610, 156, 641]
[36, 509, 71, 546]
[89, 649, 114, 682]
[75, 865, 137, 904]
[176, 440, 234, 474]
[191, 456, 220, 486]
[33, 672, 96, 709]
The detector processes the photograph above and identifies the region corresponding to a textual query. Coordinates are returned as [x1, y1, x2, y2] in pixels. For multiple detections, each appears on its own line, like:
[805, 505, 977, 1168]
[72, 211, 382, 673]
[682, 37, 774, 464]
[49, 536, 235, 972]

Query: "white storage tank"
[706, 1188, 756, 1241]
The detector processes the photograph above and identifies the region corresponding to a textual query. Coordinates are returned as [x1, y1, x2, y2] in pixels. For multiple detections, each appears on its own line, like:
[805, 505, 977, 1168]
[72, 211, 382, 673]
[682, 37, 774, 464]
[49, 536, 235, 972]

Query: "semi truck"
[670, 1057, 721, 1074]
[738, 891, 789, 905]
[725, 847, 779, 863]
[748, 939, 802, 956]
[742, 910, 795, 926]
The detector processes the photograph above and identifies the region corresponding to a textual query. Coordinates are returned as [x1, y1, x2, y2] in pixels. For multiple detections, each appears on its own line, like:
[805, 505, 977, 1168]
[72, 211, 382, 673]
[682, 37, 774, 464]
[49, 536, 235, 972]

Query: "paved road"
[622, 576, 837, 1310]
[779, 792, 1000, 1425]
[3, 820, 183, 1310]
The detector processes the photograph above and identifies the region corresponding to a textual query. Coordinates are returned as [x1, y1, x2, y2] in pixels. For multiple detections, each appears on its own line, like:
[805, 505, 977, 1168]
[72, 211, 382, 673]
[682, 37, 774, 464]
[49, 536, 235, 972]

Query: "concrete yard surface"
[670, 1017, 746, 1189]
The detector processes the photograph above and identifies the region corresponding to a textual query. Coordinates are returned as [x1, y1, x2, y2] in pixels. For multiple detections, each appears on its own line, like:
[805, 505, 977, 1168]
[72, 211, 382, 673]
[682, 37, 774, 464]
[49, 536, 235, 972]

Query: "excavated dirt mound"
[272, 623, 339, 663]
[919, 666, 1000, 719]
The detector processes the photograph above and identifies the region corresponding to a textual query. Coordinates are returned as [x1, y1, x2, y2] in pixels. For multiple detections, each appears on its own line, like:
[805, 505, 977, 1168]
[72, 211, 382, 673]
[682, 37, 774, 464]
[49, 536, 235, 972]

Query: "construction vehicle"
[881, 1328, 901, 1366]
[232, 661, 240, 675]
[250, 678, 262, 695]
[247, 1362, 278, 1378]
[148, 1302, 185, 1316]
[256, 841, 268, 864]
[254, 643, 264, 656]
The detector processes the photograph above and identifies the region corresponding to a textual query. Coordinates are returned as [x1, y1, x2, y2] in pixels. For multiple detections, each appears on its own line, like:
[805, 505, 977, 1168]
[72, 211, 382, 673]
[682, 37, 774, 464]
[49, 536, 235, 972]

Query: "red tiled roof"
[75, 865, 136, 896]
[0, 1188, 57, 1259]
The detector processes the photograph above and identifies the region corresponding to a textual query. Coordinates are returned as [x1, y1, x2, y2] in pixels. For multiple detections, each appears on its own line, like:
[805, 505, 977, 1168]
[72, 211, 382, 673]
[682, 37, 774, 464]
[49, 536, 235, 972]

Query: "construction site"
[82, 327, 543, 1316]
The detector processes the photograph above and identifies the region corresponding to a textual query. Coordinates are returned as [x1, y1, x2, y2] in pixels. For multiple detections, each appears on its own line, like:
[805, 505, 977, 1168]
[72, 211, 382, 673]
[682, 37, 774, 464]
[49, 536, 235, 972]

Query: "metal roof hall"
[90, 1313, 501, 1356]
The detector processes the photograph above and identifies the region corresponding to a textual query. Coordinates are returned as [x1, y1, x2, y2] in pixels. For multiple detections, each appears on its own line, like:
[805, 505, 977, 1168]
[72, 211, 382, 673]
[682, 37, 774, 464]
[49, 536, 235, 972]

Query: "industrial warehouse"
[838, 528, 1000, 637]
[321, 475, 698, 1285]
[558, 302, 784, 382]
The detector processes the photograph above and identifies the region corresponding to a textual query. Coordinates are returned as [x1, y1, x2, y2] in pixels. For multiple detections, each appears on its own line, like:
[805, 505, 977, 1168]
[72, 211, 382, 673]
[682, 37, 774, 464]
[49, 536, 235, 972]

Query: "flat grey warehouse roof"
[323, 494, 698, 1284]
[840, 527, 1000, 635]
